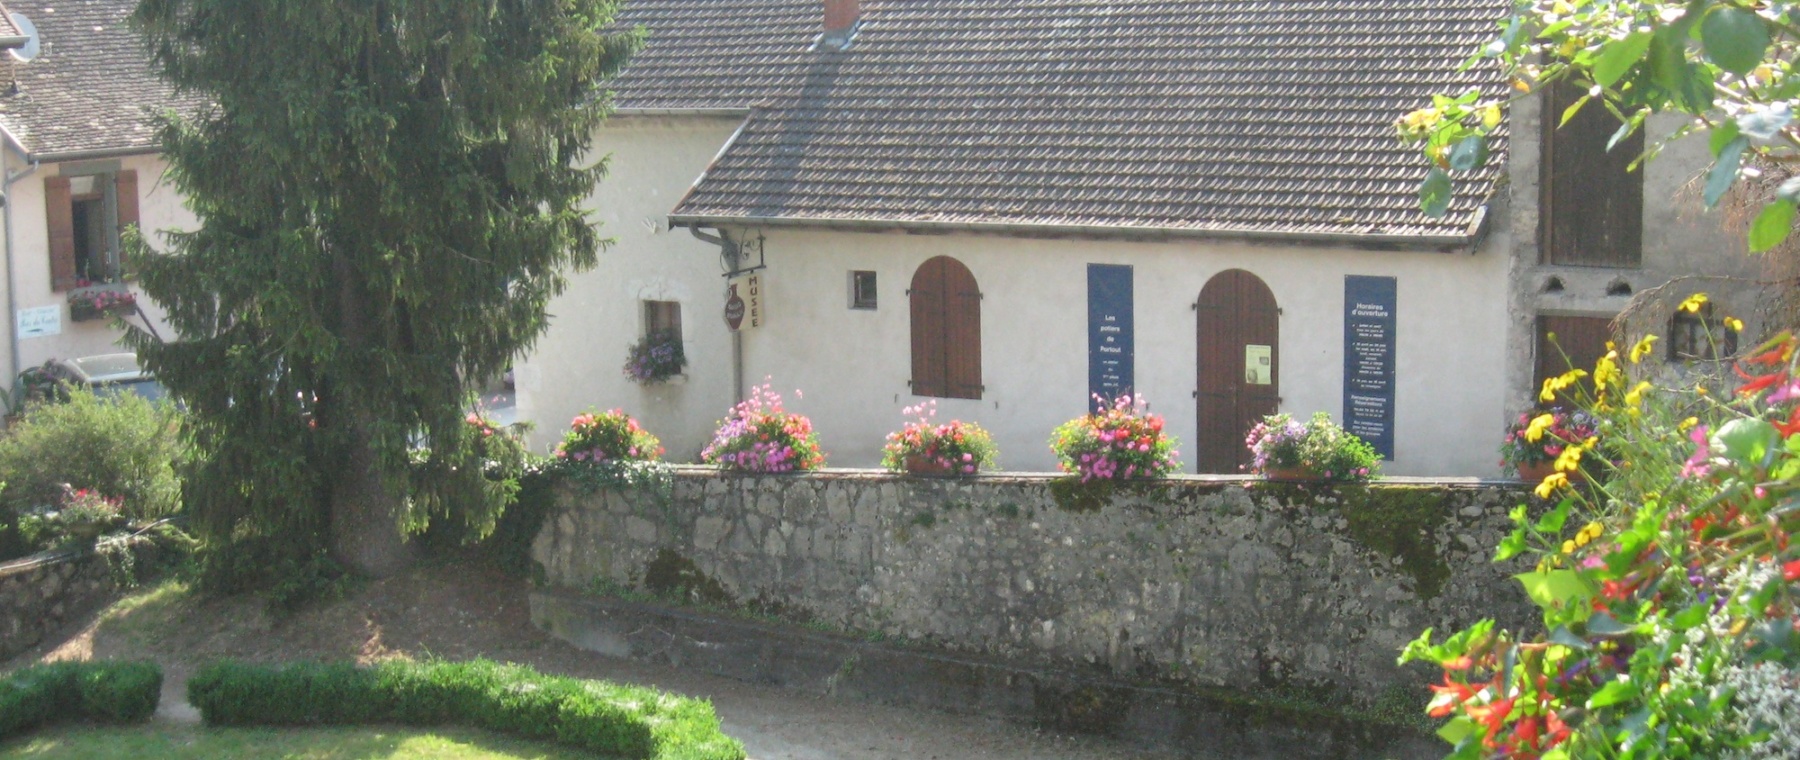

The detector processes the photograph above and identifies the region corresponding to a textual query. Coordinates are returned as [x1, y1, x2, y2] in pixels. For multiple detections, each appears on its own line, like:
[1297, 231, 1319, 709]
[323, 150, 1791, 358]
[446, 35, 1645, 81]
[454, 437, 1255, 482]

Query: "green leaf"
[1560, 95, 1591, 127]
[1516, 569, 1595, 611]
[1420, 167, 1453, 217]
[1670, 603, 1709, 631]
[1647, 28, 1687, 92]
[1437, 716, 1475, 745]
[1750, 200, 1796, 253]
[1586, 612, 1632, 636]
[1534, 501, 1571, 535]
[1701, 7, 1769, 76]
[1715, 417, 1778, 465]
[1588, 678, 1639, 709]
[1448, 135, 1489, 172]
[1711, 120, 1742, 156]
[1550, 626, 1593, 650]
[1704, 136, 1747, 207]
[1739, 103, 1793, 141]
[1594, 32, 1653, 87]
[1495, 528, 1529, 561]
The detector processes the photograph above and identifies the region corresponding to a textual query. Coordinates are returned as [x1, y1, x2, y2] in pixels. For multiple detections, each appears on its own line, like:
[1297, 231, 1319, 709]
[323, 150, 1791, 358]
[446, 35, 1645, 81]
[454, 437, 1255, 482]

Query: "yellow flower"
[1401, 108, 1441, 131]
[1593, 353, 1620, 388]
[1535, 472, 1570, 498]
[1725, 316, 1745, 333]
[1561, 539, 1576, 554]
[1679, 292, 1709, 314]
[1540, 369, 1589, 402]
[1679, 417, 1699, 432]
[1629, 335, 1658, 364]
[1575, 521, 1603, 547]
[1624, 381, 1652, 407]
[1525, 413, 1556, 442]
[1555, 442, 1584, 472]
[1481, 104, 1502, 129]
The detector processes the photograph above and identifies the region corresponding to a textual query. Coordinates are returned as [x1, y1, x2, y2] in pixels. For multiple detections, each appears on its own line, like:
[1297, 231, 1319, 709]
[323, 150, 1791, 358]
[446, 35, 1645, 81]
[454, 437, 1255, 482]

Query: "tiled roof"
[652, 0, 1511, 244]
[0, 0, 198, 158]
[0, 5, 24, 44]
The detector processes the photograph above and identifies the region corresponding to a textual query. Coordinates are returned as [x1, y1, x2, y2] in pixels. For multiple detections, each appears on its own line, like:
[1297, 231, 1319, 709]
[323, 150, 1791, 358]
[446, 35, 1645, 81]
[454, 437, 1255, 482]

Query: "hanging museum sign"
[725, 273, 764, 332]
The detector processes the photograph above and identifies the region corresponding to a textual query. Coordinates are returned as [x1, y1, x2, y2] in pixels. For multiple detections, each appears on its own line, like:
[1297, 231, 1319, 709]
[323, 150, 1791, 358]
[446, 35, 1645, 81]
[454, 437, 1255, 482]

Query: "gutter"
[0, 36, 26, 49]
[612, 107, 754, 118]
[667, 211, 1487, 252]
[30, 145, 160, 164]
[0, 121, 39, 387]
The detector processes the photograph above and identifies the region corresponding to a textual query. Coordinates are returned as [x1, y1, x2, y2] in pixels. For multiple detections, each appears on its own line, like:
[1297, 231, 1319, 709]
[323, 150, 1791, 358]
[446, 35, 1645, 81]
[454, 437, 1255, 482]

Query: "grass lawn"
[0, 724, 590, 759]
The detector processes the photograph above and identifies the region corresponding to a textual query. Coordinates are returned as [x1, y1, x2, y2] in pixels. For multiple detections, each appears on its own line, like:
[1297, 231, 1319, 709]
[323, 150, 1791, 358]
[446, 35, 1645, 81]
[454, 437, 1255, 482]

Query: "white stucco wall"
[0, 152, 186, 380]
[516, 115, 745, 460]
[724, 229, 1513, 477]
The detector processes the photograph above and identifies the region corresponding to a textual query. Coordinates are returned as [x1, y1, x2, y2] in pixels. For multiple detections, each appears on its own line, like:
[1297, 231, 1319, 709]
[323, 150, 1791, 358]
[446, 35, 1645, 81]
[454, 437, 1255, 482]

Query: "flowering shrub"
[67, 289, 136, 321]
[701, 383, 824, 473]
[555, 408, 663, 464]
[1499, 408, 1598, 477]
[1403, 308, 1800, 759]
[1049, 393, 1179, 481]
[56, 486, 123, 525]
[1246, 412, 1379, 481]
[880, 400, 998, 475]
[622, 329, 685, 384]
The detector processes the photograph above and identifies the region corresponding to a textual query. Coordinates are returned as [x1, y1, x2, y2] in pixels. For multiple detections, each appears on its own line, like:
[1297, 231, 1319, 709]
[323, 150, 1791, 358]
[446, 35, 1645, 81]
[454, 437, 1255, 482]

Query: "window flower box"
[68, 289, 136, 323]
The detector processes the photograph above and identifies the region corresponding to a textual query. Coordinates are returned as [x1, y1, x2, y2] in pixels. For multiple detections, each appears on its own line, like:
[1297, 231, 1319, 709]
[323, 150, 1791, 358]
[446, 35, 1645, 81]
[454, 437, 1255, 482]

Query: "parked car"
[32, 352, 167, 402]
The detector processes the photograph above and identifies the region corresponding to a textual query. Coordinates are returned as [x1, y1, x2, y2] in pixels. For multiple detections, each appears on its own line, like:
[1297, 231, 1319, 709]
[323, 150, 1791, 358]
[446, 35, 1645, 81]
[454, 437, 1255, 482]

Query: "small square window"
[850, 271, 877, 310]
[644, 300, 682, 338]
[1669, 303, 1737, 362]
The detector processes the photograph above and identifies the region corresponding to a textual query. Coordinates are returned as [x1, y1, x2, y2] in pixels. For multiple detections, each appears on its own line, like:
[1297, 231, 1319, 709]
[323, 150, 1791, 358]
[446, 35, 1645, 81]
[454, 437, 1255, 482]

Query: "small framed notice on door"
[1244, 344, 1272, 385]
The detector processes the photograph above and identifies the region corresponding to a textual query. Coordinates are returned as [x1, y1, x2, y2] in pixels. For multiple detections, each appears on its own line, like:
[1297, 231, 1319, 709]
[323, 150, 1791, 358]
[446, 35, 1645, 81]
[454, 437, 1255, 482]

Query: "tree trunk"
[329, 419, 414, 577]
[326, 249, 413, 578]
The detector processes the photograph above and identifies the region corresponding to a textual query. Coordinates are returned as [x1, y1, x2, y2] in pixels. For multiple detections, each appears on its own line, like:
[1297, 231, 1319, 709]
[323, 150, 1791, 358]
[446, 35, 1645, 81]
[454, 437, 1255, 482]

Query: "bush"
[700, 383, 823, 473]
[556, 408, 663, 463]
[1049, 393, 1179, 481]
[1498, 408, 1598, 477]
[187, 659, 744, 760]
[0, 387, 185, 520]
[1245, 412, 1379, 482]
[880, 400, 998, 474]
[0, 660, 162, 739]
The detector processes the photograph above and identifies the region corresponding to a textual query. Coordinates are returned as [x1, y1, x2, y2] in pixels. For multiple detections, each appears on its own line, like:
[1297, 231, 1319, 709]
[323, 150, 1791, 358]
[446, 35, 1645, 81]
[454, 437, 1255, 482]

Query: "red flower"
[1784, 560, 1800, 583]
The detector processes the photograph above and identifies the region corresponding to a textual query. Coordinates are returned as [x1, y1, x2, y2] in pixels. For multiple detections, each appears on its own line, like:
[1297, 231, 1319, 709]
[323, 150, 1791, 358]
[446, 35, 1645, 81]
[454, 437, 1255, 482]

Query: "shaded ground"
[2, 724, 584, 760]
[2, 557, 1171, 760]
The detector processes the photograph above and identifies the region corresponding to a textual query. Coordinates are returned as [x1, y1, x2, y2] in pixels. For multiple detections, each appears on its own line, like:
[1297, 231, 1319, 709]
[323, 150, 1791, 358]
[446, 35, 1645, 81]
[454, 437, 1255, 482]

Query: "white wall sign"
[16, 305, 61, 339]
[725, 273, 765, 332]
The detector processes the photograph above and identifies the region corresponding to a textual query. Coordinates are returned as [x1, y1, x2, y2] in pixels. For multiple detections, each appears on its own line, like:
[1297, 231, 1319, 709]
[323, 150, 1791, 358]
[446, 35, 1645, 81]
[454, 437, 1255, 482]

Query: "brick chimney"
[820, 0, 859, 50]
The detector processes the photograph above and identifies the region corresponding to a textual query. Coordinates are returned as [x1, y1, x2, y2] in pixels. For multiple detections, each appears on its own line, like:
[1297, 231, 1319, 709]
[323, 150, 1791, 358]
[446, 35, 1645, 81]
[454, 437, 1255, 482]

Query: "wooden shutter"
[45, 176, 76, 292]
[1535, 315, 1614, 404]
[1541, 79, 1643, 267]
[909, 257, 948, 397]
[942, 258, 982, 399]
[114, 170, 139, 234]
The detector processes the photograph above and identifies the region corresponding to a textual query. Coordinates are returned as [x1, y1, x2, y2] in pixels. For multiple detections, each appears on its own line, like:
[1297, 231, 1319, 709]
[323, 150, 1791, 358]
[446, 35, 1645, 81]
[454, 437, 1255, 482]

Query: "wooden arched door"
[1196, 270, 1279, 474]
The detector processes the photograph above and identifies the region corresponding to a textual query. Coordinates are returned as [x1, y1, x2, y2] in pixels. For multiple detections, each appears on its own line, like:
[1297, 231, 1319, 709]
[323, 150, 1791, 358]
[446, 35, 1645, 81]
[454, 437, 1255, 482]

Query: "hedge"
[0, 660, 162, 739]
[187, 659, 745, 760]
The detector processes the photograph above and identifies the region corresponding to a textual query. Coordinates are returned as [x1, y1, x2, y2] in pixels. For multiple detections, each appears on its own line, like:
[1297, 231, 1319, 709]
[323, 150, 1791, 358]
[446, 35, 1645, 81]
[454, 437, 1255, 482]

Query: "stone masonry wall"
[0, 537, 158, 661]
[532, 468, 1538, 704]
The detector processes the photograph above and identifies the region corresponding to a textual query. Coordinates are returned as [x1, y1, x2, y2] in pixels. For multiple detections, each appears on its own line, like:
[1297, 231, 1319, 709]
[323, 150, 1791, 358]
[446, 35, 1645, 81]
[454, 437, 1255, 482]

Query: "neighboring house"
[0, 0, 197, 385]
[519, 0, 1764, 477]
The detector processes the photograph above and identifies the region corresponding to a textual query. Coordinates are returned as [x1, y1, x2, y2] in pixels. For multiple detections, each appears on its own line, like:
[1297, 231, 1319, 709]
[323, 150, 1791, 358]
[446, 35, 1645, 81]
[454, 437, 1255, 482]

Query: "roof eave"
[612, 107, 754, 117]
[668, 211, 1489, 253]
[29, 144, 162, 163]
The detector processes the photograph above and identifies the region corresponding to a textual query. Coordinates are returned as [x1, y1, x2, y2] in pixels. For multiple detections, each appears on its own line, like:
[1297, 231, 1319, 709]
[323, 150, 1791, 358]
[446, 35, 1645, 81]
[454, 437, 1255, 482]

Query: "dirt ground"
[4, 557, 1173, 760]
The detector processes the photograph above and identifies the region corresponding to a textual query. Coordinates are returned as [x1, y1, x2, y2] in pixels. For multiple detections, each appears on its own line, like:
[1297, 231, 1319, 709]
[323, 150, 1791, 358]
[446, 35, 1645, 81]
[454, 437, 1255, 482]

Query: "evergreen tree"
[126, 0, 637, 576]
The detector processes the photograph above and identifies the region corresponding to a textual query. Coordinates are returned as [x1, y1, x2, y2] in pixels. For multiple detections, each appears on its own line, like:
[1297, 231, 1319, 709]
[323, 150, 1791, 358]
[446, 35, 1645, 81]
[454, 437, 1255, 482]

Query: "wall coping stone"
[658, 463, 1521, 489]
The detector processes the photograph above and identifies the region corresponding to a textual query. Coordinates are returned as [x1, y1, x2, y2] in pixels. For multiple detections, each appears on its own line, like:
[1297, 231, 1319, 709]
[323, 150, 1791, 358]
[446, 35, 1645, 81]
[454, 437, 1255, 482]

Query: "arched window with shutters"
[909, 256, 982, 399]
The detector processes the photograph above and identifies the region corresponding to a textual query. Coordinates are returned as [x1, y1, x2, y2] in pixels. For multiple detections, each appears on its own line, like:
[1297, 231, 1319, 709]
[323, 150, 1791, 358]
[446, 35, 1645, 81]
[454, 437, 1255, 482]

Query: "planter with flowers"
[701, 383, 824, 473]
[1500, 408, 1598, 485]
[68, 289, 137, 323]
[556, 408, 664, 464]
[881, 400, 998, 476]
[1050, 393, 1180, 482]
[1246, 412, 1379, 482]
[622, 329, 686, 385]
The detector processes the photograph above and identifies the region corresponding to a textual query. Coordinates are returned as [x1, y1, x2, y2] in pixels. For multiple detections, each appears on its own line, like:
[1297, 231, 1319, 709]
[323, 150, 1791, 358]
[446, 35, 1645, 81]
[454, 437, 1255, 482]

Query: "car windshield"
[94, 379, 168, 402]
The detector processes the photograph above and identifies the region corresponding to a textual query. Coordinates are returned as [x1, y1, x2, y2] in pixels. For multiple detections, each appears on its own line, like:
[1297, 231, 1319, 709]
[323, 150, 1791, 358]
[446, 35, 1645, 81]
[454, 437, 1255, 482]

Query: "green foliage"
[700, 383, 825, 473]
[1049, 393, 1180, 481]
[1246, 412, 1380, 481]
[0, 661, 162, 740]
[0, 387, 185, 520]
[1399, 0, 1800, 250]
[408, 414, 531, 545]
[1401, 329, 1800, 757]
[186, 659, 745, 760]
[122, 0, 640, 575]
[192, 536, 353, 615]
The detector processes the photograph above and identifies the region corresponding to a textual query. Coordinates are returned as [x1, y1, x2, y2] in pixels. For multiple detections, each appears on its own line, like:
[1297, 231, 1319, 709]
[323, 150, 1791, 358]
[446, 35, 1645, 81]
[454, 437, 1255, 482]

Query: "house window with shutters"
[45, 169, 140, 291]
[908, 256, 981, 399]
[1540, 78, 1643, 267]
[1535, 314, 1614, 404]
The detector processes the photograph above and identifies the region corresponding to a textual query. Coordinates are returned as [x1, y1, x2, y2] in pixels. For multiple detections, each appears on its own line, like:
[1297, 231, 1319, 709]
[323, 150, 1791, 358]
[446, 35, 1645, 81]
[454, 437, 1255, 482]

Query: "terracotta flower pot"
[904, 454, 964, 477]
[1515, 460, 1556, 485]
[1262, 465, 1326, 483]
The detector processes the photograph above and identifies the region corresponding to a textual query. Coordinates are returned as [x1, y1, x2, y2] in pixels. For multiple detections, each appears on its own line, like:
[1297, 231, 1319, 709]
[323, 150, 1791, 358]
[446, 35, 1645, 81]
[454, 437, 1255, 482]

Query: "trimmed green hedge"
[187, 659, 745, 760]
[0, 660, 162, 739]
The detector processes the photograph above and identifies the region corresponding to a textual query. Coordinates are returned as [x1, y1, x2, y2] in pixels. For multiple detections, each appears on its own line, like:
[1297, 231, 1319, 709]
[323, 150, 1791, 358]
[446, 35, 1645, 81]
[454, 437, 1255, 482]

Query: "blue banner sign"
[1343, 276, 1396, 460]
[1088, 264, 1134, 412]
